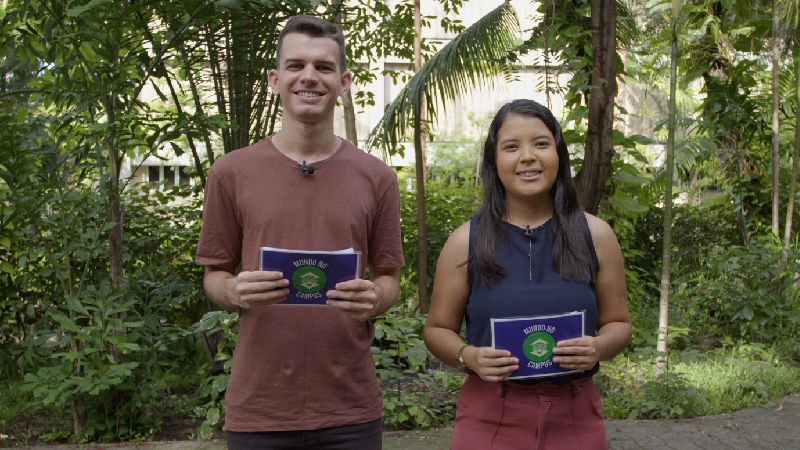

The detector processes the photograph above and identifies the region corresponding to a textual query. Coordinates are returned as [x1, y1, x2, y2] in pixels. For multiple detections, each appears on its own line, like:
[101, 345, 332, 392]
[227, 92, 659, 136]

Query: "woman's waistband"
[465, 373, 596, 403]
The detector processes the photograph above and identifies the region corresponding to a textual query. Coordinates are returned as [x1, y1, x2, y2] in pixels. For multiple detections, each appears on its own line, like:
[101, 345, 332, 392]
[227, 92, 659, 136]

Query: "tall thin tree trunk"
[656, 0, 680, 375]
[180, 43, 214, 183]
[772, 0, 781, 234]
[107, 139, 124, 295]
[164, 70, 206, 188]
[414, 0, 428, 313]
[332, 0, 358, 145]
[574, 0, 616, 214]
[785, 40, 800, 258]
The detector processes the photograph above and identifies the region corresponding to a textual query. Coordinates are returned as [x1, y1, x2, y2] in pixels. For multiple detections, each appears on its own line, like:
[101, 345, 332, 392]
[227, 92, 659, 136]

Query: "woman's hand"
[465, 346, 519, 382]
[551, 336, 599, 371]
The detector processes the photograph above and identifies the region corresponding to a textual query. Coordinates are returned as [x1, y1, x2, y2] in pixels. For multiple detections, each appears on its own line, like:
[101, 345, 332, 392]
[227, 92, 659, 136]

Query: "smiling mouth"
[518, 170, 542, 177]
[296, 91, 322, 98]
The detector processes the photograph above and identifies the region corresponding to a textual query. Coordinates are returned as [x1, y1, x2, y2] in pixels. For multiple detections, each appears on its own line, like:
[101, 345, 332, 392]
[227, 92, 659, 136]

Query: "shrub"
[399, 179, 481, 310]
[373, 311, 462, 429]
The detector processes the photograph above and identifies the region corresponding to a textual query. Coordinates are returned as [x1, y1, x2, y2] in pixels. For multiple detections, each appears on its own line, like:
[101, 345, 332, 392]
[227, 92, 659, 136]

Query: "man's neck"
[272, 119, 341, 164]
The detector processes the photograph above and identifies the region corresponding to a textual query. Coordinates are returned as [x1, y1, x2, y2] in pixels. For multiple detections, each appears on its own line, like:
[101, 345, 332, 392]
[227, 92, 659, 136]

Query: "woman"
[424, 99, 632, 450]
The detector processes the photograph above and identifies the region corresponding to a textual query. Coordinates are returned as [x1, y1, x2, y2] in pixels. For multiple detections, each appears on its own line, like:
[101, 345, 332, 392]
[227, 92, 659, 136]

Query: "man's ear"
[268, 69, 279, 95]
[339, 70, 353, 96]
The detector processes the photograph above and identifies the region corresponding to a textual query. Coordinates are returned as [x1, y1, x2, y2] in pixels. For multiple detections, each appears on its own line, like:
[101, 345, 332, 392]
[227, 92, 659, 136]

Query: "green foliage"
[192, 310, 239, 440]
[0, 110, 207, 441]
[372, 312, 461, 429]
[365, 1, 521, 158]
[399, 179, 481, 309]
[683, 238, 800, 342]
[600, 342, 800, 420]
[608, 371, 705, 420]
[19, 282, 192, 442]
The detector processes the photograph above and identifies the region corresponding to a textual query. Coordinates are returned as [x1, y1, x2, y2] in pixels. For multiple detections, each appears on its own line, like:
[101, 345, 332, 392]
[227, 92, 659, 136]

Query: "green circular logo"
[292, 266, 326, 293]
[523, 332, 556, 362]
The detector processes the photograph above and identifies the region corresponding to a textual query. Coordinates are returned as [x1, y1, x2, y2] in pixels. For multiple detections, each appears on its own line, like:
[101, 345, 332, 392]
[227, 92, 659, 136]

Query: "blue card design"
[491, 311, 586, 380]
[260, 247, 361, 306]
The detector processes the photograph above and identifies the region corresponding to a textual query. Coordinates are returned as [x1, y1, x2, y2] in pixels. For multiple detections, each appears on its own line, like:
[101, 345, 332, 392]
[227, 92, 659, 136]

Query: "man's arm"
[326, 266, 400, 321]
[204, 265, 290, 311]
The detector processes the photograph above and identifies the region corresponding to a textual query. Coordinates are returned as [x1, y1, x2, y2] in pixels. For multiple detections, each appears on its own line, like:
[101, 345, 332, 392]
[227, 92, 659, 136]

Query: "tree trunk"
[772, 0, 781, 234]
[574, 0, 616, 214]
[414, 0, 429, 313]
[107, 139, 123, 294]
[785, 40, 800, 258]
[180, 43, 214, 184]
[332, 0, 358, 145]
[656, 0, 680, 376]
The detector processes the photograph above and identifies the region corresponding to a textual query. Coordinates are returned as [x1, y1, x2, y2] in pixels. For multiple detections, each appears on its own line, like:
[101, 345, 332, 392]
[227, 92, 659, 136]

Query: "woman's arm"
[552, 214, 632, 369]
[423, 221, 519, 382]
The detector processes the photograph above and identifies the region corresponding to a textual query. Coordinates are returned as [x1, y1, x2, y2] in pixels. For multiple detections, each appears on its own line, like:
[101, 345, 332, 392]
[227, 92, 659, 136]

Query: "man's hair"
[276, 15, 347, 72]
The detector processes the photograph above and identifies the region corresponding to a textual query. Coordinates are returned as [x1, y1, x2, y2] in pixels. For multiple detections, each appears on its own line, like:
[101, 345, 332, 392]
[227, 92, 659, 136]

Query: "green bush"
[399, 179, 481, 310]
[3, 177, 207, 441]
[680, 238, 800, 343]
[373, 311, 462, 429]
[599, 342, 800, 420]
[192, 310, 239, 439]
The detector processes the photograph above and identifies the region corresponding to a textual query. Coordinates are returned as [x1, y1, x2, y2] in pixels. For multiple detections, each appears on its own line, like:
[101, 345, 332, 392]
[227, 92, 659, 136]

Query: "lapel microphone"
[524, 225, 538, 241]
[300, 160, 315, 175]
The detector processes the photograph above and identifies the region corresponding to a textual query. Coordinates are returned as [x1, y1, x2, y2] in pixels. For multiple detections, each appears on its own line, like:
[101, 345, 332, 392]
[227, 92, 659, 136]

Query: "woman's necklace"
[506, 216, 535, 281]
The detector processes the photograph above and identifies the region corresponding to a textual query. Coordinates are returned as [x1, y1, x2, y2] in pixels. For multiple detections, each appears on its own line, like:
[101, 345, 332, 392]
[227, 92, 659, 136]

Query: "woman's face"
[494, 113, 559, 206]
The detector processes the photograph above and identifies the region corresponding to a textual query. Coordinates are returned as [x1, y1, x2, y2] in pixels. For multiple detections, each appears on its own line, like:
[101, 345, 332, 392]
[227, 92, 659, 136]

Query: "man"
[195, 15, 404, 450]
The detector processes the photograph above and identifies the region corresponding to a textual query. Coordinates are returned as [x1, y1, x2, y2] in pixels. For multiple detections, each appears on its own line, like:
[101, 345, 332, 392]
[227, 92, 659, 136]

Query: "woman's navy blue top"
[466, 216, 600, 384]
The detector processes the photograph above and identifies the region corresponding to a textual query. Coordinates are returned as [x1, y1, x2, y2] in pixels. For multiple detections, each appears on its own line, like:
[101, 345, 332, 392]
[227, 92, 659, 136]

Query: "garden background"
[1, 0, 799, 444]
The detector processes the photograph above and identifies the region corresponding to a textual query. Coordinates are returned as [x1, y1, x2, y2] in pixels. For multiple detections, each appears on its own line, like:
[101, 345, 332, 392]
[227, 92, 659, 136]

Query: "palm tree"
[365, 1, 520, 312]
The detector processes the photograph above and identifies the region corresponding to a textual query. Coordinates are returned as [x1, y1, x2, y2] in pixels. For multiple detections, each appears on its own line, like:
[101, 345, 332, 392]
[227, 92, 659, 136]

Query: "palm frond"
[364, 1, 521, 158]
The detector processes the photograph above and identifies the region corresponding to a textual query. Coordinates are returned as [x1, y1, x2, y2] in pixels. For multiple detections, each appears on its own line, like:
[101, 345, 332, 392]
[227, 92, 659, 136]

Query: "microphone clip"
[524, 225, 537, 241]
[300, 160, 315, 175]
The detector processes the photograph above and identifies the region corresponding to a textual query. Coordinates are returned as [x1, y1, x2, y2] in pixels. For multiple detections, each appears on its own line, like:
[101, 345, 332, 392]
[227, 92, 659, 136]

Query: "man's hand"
[326, 279, 379, 321]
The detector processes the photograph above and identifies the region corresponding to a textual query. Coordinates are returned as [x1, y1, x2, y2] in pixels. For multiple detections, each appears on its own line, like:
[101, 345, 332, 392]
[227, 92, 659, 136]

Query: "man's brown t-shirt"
[196, 137, 404, 431]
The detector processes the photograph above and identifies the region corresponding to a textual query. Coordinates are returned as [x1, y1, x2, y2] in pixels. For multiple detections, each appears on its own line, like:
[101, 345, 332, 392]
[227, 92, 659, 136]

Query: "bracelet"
[455, 343, 473, 373]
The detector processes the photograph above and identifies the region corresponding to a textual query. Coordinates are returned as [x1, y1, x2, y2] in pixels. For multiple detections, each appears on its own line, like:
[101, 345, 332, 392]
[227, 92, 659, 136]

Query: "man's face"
[268, 33, 352, 125]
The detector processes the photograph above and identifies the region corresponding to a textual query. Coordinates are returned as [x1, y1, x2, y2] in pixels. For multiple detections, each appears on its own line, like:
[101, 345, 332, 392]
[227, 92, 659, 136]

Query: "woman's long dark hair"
[469, 99, 598, 288]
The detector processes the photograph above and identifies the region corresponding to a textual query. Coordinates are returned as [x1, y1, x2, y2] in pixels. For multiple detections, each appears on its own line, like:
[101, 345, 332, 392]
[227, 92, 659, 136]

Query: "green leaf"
[608, 195, 648, 212]
[52, 313, 82, 333]
[79, 44, 100, 63]
[66, 295, 90, 316]
[743, 306, 754, 321]
[120, 343, 141, 352]
[170, 142, 185, 157]
[1, 261, 14, 275]
[66, 0, 113, 17]
[183, 0, 204, 15]
[198, 423, 213, 440]
[207, 407, 221, 425]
